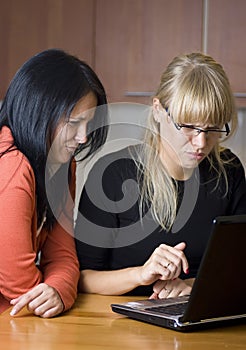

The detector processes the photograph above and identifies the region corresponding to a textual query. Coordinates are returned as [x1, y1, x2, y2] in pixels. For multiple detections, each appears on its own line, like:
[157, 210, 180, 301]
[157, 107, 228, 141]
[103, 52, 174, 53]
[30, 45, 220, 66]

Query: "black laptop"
[111, 215, 246, 331]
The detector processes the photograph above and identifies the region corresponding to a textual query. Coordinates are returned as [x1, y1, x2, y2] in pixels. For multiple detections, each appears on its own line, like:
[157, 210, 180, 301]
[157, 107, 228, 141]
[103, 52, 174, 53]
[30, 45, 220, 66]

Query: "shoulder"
[220, 147, 242, 162]
[88, 145, 140, 180]
[220, 148, 245, 175]
[0, 148, 35, 194]
[82, 145, 141, 203]
[199, 148, 245, 188]
[200, 148, 244, 171]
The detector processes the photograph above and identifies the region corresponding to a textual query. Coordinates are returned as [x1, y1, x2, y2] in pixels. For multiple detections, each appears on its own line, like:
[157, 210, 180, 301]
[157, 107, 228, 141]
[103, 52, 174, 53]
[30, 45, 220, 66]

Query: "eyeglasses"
[165, 109, 230, 138]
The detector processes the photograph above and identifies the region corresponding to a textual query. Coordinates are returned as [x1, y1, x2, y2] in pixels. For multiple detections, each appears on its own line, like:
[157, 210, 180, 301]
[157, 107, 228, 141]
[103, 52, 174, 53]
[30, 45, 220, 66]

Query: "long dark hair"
[0, 49, 108, 229]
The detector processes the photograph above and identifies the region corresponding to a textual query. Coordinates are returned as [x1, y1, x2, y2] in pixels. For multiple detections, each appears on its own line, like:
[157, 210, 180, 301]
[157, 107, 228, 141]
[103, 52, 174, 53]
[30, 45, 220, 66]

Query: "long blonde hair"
[134, 52, 237, 231]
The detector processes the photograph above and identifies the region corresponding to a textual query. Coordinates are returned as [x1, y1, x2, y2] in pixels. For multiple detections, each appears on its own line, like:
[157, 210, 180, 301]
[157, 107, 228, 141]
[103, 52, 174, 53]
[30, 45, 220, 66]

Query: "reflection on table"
[0, 293, 245, 350]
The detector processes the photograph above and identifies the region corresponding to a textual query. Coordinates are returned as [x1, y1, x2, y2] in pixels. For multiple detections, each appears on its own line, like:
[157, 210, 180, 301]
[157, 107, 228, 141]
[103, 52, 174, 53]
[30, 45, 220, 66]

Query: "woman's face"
[48, 91, 97, 165]
[153, 98, 220, 180]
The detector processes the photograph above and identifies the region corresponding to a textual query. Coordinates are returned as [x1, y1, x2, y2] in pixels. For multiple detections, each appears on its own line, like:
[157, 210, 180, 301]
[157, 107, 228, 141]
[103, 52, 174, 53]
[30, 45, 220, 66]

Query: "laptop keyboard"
[147, 302, 187, 316]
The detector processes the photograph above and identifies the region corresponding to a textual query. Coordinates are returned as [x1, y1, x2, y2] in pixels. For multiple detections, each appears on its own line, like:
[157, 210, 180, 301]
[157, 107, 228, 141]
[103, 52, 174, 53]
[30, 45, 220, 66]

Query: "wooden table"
[0, 293, 245, 349]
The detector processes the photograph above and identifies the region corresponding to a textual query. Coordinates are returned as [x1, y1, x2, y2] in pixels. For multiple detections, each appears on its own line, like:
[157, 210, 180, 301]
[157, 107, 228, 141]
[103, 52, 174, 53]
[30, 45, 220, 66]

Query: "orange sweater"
[0, 126, 80, 314]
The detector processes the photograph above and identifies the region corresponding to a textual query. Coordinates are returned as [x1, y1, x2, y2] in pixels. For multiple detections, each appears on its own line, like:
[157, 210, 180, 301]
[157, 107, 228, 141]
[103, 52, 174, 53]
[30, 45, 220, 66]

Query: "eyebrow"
[69, 117, 85, 121]
[178, 122, 221, 129]
[69, 113, 93, 122]
[165, 108, 221, 128]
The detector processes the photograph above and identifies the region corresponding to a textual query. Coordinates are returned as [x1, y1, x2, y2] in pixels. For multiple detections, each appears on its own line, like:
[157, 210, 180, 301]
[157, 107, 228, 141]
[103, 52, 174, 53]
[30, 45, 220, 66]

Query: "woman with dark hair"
[0, 48, 108, 317]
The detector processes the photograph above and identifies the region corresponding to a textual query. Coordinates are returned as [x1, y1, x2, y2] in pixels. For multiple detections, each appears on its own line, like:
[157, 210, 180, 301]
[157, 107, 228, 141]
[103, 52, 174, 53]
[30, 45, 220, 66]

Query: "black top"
[75, 146, 246, 295]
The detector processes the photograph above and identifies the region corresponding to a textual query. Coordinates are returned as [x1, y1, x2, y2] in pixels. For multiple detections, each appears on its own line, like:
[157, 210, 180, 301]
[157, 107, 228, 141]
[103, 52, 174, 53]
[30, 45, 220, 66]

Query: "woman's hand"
[10, 283, 64, 318]
[149, 278, 194, 299]
[138, 242, 189, 286]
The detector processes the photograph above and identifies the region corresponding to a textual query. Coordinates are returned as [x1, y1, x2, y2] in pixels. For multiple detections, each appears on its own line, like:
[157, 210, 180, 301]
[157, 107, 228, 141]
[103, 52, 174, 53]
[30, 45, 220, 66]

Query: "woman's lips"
[187, 152, 205, 161]
[65, 145, 78, 154]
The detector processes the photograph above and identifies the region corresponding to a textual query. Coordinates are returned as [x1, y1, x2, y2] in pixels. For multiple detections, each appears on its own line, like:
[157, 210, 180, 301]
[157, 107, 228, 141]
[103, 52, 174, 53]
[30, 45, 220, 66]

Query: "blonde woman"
[75, 53, 246, 299]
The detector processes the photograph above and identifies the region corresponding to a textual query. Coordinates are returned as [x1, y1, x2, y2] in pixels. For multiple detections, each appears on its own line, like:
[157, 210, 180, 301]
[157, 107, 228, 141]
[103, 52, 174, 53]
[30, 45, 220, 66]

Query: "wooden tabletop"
[0, 293, 245, 350]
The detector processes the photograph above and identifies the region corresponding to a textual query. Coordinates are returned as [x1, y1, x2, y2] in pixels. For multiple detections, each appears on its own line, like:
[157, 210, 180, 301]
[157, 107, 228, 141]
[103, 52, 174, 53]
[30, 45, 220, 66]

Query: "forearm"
[79, 267, 142, 295]
[41, 225, 80, 311]
[43, 266, 79, 311]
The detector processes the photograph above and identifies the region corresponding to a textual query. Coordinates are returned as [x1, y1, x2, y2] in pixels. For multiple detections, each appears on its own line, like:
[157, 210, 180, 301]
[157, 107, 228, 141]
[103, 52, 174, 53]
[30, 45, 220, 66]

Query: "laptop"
[111, 215, 246, 331]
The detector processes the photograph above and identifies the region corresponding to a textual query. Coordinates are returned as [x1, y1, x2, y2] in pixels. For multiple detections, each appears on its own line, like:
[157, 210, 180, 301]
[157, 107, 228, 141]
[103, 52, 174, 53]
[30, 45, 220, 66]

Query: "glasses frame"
[165, 108, 230, 137]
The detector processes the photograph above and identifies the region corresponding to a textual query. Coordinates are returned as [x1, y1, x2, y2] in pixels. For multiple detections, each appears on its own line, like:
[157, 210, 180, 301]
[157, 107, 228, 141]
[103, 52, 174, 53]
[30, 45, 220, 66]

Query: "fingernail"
[185, 268, 189, 274]
[10, 308, 16, 316]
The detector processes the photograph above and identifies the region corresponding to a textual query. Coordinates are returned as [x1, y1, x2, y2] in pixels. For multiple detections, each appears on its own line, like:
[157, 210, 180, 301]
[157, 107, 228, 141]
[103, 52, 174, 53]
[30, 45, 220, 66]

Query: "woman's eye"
[68, 120, 80, 126]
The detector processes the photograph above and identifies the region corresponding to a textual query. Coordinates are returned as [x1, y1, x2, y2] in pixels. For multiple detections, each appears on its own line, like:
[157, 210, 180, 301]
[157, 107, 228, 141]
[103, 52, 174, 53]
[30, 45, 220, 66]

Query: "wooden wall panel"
[0, 0, 94, 99]
[207, 0, 246, 107]
[1, 0, 245, 106]
[94, 0, 203, 103]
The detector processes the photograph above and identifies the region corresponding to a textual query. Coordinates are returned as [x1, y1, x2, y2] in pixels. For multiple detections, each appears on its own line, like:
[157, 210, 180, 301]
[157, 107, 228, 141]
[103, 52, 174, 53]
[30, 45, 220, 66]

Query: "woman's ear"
[152, 98, 162, 123]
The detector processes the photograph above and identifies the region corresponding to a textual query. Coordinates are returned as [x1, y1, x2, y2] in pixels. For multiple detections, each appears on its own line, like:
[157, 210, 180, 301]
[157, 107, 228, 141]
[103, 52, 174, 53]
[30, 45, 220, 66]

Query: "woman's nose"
[192, 131, 207, 148]
[76, 135, 87, 144]
[75, 124, 88, 144]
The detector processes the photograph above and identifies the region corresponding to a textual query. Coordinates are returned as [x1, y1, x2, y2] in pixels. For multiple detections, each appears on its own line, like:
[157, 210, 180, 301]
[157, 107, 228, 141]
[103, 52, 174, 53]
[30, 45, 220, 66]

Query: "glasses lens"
[181, 126, 226, 138]
[181, 126, 196, 136]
